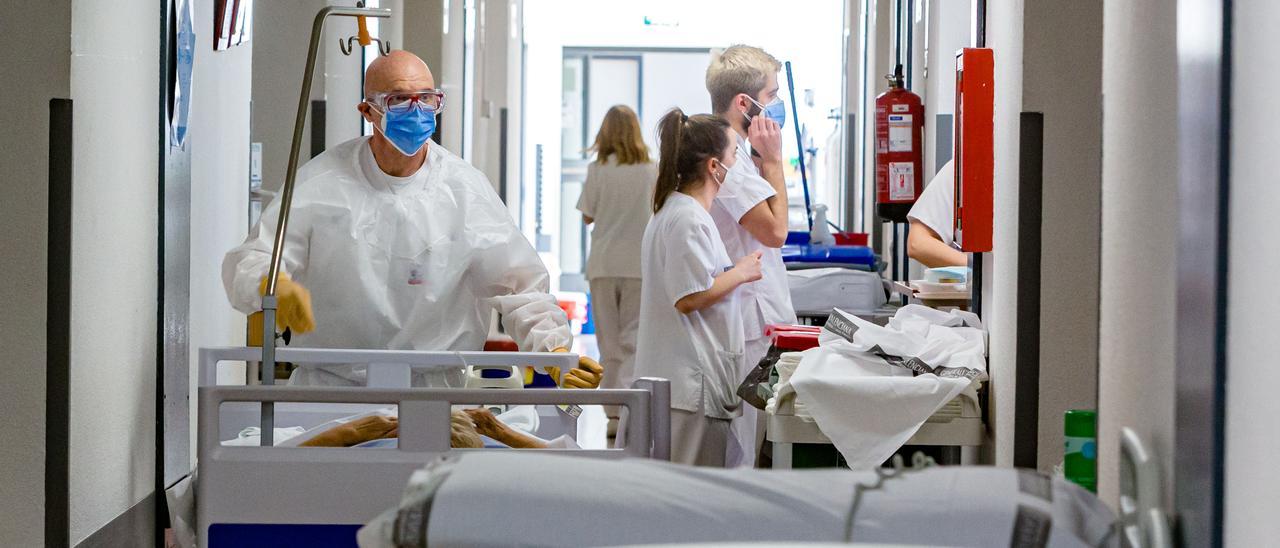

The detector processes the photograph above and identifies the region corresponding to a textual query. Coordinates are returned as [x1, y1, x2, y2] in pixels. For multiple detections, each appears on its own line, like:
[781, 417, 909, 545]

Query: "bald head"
[363, 50, 435, 98]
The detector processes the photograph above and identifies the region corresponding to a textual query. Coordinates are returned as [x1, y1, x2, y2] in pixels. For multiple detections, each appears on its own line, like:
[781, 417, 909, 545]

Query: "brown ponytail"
[653, 108, 731, 212]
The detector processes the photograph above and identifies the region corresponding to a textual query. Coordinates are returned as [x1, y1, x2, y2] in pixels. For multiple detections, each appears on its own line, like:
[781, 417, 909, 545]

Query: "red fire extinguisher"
[875, 64, 925, 222]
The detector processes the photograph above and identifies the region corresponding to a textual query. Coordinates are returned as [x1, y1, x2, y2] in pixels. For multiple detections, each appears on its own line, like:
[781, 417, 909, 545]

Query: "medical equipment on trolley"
[184, 346, 671, 548]
[787, 267, 888, 317]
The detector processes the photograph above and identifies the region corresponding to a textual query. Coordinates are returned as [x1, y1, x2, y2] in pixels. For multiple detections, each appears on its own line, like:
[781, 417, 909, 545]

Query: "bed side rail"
[199, 380, 671, 459]
[198, 346, 579, 387]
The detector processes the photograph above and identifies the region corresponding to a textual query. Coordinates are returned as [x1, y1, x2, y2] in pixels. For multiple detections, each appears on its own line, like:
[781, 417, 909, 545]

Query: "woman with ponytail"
[635, 108, 763, 466]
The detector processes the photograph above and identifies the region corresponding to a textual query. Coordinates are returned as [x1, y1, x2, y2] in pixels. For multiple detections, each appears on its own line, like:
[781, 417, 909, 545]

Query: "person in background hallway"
[636, 108, 762, 466]
[906, 159, 968, 268]
[706, 45, 798, 467]
[577, 105, 658, 399]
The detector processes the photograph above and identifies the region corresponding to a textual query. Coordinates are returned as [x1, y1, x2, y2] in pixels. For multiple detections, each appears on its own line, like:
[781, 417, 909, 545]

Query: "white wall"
[860, 0, 892, 234]
[983, 0, 1024, 467]
[325, 1, 369, 150]
[439, 0, 467, 155]
[189, 0, 253, 456]
[639, 52, 715, 152]
[0, 1, 71, 544]
[1096, 0, 1178, 509]
[921, 0, 970, 179]
[67, 0, 159, 542]
[1225, 0, 1280, 542]
[251, 0, 327, 192]
[1021, 0, 1102, 471]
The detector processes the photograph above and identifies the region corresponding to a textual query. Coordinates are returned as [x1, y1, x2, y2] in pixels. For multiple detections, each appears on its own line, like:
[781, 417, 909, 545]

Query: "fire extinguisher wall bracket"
[874, 64, 925, 223]
[953, 48, 994, 252]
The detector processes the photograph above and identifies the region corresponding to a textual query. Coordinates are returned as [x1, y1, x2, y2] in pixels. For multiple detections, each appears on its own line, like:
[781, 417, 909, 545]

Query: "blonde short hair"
[705, 45, 782, 114]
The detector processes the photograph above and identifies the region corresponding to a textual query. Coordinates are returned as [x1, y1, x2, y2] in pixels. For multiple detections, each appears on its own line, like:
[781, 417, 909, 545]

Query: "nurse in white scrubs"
[577, 105, 658, 394]
[906, 159, 968, 268]
[705, 45, 798, 467]
[636, 108, 764, 466]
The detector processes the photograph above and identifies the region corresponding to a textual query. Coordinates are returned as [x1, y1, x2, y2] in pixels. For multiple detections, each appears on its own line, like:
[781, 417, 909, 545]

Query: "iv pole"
[257, 4, 391, 447]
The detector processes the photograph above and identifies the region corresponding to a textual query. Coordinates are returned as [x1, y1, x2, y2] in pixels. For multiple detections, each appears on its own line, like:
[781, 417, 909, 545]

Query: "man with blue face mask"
[705, 45, 798, 467]
[223, 51, 602, 389]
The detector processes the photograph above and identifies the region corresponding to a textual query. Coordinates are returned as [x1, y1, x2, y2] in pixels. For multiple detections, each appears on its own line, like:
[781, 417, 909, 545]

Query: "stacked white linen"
[788, 305, 987, 469]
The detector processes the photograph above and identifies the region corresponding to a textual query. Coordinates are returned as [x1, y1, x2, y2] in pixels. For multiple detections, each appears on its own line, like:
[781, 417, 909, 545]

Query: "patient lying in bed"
[297, 409, 552, 449]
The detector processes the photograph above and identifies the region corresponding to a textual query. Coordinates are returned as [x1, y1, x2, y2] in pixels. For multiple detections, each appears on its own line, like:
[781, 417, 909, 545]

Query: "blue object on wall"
[171, 0, 195, 148]
[581, 293, 596, 335]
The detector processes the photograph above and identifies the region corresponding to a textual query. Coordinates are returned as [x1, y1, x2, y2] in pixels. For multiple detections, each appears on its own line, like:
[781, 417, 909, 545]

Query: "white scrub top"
[907, 159, 956, 244]
[636, 192, 745, 420]
[223, 137, 571, 385]
[709, 133, 798, 341]
[575, 157, 657, 280]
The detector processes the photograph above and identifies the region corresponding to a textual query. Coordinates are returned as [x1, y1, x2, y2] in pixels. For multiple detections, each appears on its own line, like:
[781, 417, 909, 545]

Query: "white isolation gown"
[222, 136, 571, 385]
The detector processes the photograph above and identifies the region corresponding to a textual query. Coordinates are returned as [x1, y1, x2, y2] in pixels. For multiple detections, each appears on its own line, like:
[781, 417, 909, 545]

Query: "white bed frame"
[194, 347, 671, 547]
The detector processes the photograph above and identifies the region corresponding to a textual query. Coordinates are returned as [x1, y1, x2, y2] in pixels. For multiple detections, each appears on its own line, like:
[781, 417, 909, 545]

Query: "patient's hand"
[463, 408, 547, 449]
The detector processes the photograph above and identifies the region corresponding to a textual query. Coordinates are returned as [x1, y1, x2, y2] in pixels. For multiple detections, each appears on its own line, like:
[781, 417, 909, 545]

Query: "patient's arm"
[464, 408, 548, 449]
[296, 410, 546, 449]
[300, 415, 399, 447]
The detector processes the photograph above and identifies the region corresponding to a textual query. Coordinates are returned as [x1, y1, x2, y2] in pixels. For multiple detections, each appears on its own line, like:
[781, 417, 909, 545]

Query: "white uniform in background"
[907, 159, 956, 244]
[636, 193, 745, 466]
[710, 133, 798, 467]
[222, 137, 571, 386]
[576, 158, 657, 393]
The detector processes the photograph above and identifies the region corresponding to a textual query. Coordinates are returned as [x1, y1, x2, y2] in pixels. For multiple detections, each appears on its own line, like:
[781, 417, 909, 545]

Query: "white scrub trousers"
[589, 277, 642, 397]
[671, 405, 730, 467]
[727, 335, 771, 467]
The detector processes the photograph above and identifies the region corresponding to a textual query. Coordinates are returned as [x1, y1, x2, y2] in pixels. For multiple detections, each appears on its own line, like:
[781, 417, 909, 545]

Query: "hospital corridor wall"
[0, 0, 253, 544]
[0, 1, 71, 546]
[67, 0, 160, 543]
[982, 0, 1024, 468]
[1021, 0, 1103, 472]
[1097, 0, 1179, 518]
[967, 0, 1105, 474]
[1225, 0, 1280, 543]
[250, 0, 329, 194]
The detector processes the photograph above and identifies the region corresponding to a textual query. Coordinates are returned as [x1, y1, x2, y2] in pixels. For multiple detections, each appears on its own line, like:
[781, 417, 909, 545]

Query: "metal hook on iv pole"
[255, 3, 391, 448]
[338, 1, 392, 56]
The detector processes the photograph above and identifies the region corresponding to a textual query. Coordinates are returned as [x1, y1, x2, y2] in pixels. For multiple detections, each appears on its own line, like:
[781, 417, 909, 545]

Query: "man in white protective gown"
[222, 50, 602, 388]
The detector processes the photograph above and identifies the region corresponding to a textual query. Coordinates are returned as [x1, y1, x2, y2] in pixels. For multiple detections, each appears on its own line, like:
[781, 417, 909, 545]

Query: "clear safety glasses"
[366, 89, 446, 114]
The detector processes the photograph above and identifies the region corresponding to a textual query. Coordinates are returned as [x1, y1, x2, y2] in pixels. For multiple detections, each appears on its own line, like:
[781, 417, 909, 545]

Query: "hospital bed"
[358, 452, 1119, 547]
[190, 347, 671, 547]
[351, 425, 1177, 547]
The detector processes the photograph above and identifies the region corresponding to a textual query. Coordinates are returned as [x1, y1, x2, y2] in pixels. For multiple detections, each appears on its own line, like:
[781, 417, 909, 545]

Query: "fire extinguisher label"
[889, 162, 915, 200]
[888, 114, 914, 152]
[892, 104, 910, 113]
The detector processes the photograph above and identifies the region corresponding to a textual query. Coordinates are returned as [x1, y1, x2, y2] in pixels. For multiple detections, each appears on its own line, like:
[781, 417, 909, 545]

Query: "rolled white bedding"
[358, 453, 1117, 548]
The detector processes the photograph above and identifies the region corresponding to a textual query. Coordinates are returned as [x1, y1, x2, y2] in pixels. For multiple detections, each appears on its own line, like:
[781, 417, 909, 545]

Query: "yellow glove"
[257, 273, 315, 335]
[553, 347, 603, 389]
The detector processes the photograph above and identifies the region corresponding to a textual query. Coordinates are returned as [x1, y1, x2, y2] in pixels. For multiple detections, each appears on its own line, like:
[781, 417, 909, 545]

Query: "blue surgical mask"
[747, 96, 787, 129]
[376, 102, 436, 156]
